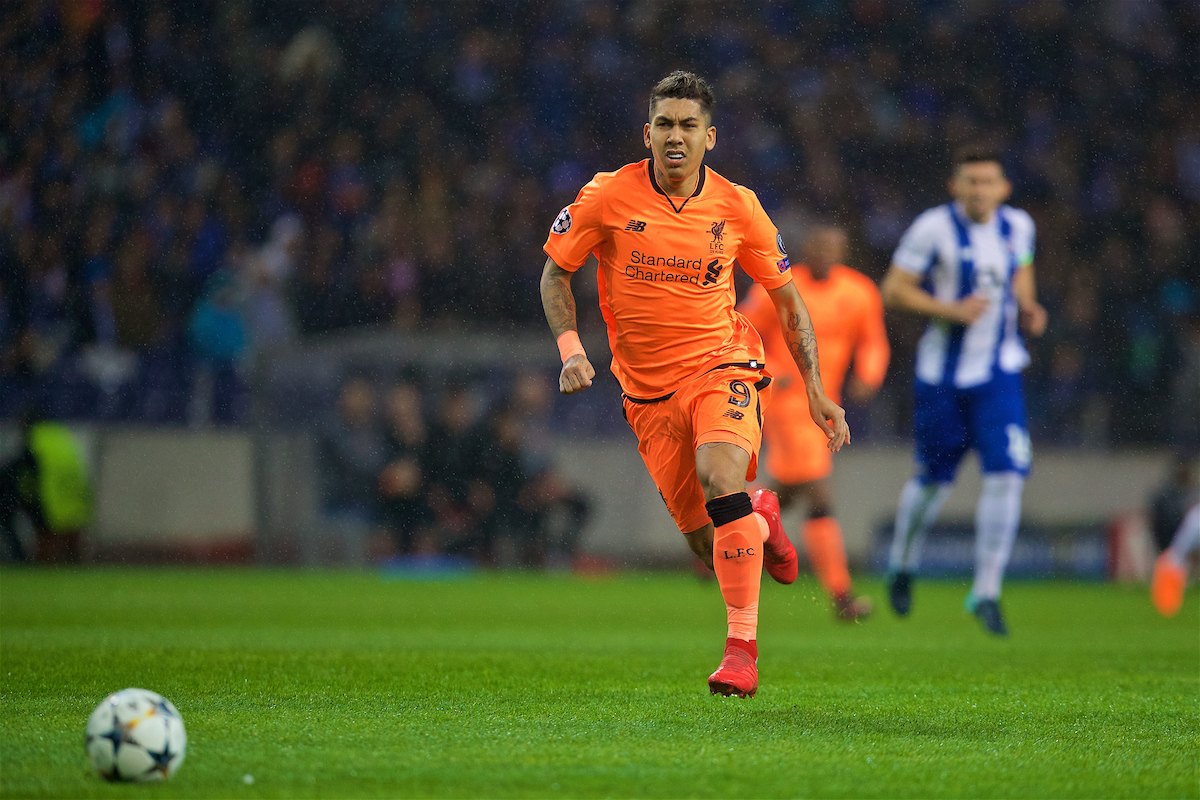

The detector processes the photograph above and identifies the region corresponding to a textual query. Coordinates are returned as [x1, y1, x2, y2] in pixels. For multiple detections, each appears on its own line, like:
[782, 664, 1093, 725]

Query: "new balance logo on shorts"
[722, 409, 745, 420]
[625, 220, 647, 231]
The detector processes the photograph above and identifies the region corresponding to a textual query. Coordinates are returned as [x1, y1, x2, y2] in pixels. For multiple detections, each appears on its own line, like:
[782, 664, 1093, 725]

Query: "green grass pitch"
[1, 568, 1196, 798]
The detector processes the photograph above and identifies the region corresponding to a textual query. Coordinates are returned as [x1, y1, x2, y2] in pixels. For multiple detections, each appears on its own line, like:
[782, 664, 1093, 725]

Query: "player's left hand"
[809, 392, 851, 452]
[1019, 302, 1048, 337]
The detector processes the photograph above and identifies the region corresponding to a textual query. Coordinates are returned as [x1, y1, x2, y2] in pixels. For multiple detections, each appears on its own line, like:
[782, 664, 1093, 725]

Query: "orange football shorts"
[623, 366, 772, 534]
[761, 384, 833, 485]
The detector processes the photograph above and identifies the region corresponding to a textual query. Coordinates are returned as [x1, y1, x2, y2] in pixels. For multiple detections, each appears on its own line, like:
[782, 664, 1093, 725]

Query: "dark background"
[2, 0, 1197, 447]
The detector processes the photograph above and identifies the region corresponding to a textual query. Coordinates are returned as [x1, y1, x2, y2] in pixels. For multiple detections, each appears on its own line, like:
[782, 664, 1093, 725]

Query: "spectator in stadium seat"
[1043, 342, 1091, 444]
[188, 266, 248, 424]
[378, 381, 433, 555]
[291, 225, 344, 336]
[25, 236, 73, 368]
[497, 370, 590, 567]
[110, 231, 164, 352]
[339, 258, 395, 329]
[316, 375, 386, 527]
[244, 214, 302, 354]
[423, 382, 496, 559]
[478, 405, 537, 566]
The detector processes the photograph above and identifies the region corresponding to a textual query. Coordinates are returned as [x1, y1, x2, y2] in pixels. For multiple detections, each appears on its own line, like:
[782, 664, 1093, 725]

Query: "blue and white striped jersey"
[892, 202, 1036, 388]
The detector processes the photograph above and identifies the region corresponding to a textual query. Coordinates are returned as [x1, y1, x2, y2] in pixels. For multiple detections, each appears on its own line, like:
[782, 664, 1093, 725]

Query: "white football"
[85, 688, 187, 781]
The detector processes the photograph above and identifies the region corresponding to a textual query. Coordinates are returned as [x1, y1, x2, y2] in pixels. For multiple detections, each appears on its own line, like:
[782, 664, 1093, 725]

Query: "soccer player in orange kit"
[739, 225, 889, 622]
[540, 72, 849, 698]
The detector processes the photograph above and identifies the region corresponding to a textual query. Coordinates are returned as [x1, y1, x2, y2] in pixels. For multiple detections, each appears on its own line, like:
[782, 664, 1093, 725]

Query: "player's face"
[643, 98, 716, 186]
[949, 161, 1011, 221]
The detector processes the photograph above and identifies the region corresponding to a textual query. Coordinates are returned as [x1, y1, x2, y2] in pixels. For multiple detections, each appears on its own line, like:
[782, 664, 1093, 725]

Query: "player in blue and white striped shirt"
[880, 144, 1048, 635]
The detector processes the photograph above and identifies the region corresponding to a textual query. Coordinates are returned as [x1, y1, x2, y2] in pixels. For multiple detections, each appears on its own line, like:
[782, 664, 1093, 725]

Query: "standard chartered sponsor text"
[625, 250, 708, 284]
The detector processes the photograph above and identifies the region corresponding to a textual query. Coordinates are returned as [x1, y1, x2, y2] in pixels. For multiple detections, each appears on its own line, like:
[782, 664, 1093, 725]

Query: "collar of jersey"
[648, 159, 706, 214]
[951, 200, 1000, 229]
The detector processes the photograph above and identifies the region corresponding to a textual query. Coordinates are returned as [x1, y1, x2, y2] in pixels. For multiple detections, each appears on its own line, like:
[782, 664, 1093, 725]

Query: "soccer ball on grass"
[85, 688, 187, 781]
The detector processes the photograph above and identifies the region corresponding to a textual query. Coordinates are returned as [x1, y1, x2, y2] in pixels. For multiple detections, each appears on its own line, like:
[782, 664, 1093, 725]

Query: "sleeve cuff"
[542, 243, 584, 272]
[754, 271, 793, 291]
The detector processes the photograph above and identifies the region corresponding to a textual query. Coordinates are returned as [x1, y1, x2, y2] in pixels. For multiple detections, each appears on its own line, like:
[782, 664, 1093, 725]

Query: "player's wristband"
[556, 331, 586, 364]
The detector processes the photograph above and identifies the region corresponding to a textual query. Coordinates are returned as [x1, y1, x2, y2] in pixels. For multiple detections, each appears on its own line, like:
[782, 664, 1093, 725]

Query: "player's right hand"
[559, 354, 595, 394]
[949, 295, 989, 326]
[1019, 301, 1049, 337]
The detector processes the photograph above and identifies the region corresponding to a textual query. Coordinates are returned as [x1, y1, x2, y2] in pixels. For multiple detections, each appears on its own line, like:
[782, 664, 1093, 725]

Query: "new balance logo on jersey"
[722, 409, 745, 421]
[625, 220, 647, 232]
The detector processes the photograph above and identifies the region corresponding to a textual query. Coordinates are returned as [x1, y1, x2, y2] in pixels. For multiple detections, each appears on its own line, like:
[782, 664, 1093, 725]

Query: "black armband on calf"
[706, 492, 753, 528]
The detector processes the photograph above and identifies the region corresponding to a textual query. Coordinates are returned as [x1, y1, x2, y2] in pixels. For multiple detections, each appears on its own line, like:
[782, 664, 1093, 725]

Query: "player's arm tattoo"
[540, 258, 578, 338]
[765, 282, 825, 392]
[785, 309, 821, 386]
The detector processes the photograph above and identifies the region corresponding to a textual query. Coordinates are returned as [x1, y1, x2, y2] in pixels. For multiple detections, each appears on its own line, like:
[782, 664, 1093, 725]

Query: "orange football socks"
[803, 515, 852, 598]
[707, 492, 768, 642]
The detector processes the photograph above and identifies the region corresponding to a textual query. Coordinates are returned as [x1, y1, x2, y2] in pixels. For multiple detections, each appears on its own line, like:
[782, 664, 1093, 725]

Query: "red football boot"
[708, 638, 758, 698]
[752, 488, 798, 585]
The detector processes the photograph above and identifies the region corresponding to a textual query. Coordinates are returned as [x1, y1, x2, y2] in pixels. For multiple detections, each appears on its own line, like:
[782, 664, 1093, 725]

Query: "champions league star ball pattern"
[85, 688, 187, 781]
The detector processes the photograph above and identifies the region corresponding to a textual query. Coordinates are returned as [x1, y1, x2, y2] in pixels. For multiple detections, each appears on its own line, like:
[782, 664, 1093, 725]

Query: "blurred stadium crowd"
[1, 0, 1197, 446]
[316, 369, 589, 565]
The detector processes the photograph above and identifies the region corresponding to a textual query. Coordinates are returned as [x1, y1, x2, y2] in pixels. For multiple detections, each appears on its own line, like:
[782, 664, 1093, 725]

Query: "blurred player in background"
[541, 71, 848, 697]
[1151, 502, 1199, 618]
[739, 225, 888, 622]
[1149, 456, 1199, 617]
[881, 145, 1047, 636]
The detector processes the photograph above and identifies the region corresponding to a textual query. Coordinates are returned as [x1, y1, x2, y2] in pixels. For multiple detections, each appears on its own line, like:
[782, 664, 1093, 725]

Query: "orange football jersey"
[543, 160, 792, 400]
[739, 264, 889, 405]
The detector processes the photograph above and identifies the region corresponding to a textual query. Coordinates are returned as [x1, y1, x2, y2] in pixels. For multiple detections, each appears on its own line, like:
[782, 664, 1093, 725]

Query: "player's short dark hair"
[952, 143, 1005, 174]
[649, 71, 714, 122]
